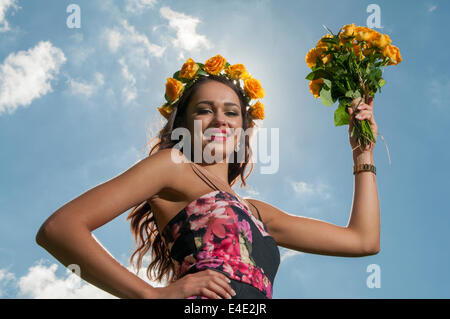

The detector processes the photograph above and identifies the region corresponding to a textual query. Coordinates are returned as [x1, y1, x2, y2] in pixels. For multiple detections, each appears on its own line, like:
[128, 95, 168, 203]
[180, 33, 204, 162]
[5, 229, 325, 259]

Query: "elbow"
[362, 242, 380, 256]
[35, 220, 53, 248]
[35, 217, 63, 248]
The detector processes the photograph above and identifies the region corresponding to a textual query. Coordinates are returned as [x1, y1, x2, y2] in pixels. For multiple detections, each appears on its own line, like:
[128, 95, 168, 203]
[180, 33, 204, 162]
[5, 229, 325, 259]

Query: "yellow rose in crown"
[157, 102, 174, 120]
[179, 58, 199, 79]
[249, 101, 265, 120]
[225, 63, 251, 80]
[165, 77, 184, 103]
[244, 77, 265, 99]
[204, 54, 227, 75]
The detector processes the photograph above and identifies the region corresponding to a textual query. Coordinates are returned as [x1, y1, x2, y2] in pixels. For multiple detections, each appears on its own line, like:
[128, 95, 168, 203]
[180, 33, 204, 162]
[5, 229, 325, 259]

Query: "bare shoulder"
[143, 148, 193, 194]
[145, 148, 186, 174]
[245, 198, 280, 227]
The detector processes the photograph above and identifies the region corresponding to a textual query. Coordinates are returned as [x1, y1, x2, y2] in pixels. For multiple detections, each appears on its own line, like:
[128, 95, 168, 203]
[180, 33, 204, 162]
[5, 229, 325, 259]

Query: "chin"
[202, 141, 236, 163]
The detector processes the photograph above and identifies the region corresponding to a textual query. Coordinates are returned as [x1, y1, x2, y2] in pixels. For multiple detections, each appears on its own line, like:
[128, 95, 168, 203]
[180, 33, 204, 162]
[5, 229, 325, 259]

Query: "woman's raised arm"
[35, 148, 183, 298]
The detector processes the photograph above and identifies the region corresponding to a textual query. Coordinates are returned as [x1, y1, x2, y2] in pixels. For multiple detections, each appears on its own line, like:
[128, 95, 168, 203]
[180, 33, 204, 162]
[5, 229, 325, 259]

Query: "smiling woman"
[36, 54, 379, 300]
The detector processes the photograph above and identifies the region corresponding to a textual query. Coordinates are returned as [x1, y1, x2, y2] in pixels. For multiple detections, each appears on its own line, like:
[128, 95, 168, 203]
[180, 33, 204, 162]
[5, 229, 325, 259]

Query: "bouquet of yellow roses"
[305, 24, 402, 152]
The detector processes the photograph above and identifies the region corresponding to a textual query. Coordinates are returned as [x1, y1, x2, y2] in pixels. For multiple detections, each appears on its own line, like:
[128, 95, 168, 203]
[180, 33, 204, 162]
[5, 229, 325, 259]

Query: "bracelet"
[353, 163, 376, 175]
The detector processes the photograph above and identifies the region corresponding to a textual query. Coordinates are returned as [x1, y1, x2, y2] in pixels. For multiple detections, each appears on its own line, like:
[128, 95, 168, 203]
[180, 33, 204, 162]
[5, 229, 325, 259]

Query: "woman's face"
[184, 80, 244, 163]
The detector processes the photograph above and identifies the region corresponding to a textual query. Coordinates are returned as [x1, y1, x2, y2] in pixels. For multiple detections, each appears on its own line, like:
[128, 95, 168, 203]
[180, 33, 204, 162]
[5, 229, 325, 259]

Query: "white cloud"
[67, 72, 104, 98]
[0, 0, 19, 32]
[16, 261, 115, 299]
[0, 41, 66, 116]
[291, 180, 331, 200]
[428, 5, 437, 12]
[105, 19, 166, 60]
[103, 19, 166, 102]
[119, 58, 137, 103]
[159, 6, 212, 52]
[429, 77, 450, 108]
[106, 29, 123, 53]
[1, 255, 168, 299]
[125, 0, 157, 14]
[280, 249, 303, 263]
[0, 268, 16, 297]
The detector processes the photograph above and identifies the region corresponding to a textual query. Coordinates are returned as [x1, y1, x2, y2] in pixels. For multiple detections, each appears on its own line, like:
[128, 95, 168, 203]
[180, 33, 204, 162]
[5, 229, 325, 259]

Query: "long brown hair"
[127, 74, 255, 284]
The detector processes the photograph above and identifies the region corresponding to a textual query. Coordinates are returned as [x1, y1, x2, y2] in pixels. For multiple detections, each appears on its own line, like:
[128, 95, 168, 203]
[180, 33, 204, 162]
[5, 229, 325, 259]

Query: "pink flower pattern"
[161, 190, 279, 299]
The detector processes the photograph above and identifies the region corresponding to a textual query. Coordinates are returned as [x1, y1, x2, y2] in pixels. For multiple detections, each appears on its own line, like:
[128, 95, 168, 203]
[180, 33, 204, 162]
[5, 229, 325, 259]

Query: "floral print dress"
[160, 163, 280, 299]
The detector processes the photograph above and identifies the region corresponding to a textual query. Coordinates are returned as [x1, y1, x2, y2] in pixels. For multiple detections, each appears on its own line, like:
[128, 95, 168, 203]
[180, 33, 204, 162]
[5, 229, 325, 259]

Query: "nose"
[212, 110, 228, 128]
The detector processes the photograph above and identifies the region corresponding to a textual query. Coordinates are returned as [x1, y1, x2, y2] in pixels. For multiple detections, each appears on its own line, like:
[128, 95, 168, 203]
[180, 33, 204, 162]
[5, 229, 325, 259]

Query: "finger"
[214, 275, 235, 298]
[355, 110, 373, 121]
[197, 287, 222, 299]
[207, 280, 232, 299]
[351, 97, 364, 108]
[356, 104, 370, 112]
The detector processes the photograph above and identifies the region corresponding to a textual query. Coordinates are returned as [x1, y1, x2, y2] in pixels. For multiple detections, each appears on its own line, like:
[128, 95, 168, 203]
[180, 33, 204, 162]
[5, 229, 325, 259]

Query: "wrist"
[353, 151, 374, 165]
[137, 285, 160, 299]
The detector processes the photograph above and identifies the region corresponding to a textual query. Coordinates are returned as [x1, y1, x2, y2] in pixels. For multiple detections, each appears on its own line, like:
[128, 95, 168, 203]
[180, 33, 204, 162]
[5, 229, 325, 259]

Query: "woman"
[35, 55, 380, 299]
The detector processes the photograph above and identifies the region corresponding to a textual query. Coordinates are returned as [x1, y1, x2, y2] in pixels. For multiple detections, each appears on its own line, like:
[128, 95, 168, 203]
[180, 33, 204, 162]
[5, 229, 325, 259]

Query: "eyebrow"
[194, 100, 240, 108]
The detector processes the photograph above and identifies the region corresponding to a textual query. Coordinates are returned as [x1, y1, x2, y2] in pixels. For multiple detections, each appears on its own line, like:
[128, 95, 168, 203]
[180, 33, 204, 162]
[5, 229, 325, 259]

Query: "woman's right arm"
[35, 148, 183, 299]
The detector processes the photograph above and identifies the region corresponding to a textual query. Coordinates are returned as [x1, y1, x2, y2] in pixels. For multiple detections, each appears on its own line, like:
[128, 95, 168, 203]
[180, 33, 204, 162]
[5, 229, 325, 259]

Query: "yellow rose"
[249, 101, 265, 120]
[165, 77, 184, 102]
[355, 26, 377, 42]
[341, 23, 357, 37]
[305, 47, 320, 68]
[316, 34, 335, 54]
[225, 63, 250, 80]
[240, 70, 251, 80]
[383, 45, 402, 65]
[321, 54, 332, 64]
[362, 43, 376, 56]
[350, 43, 364, 59]
[204, 54, 227, 75]
[179, 58, 199, 79]
[309, 78, 324, 98]
[157, 103, 174, 119]
[244, 77, 265, 99]
[371, 33, 392, 49]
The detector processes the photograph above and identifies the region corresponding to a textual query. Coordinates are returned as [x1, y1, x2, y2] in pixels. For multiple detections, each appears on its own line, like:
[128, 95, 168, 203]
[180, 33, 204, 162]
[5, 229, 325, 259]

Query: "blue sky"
[1, 0, 449, 298]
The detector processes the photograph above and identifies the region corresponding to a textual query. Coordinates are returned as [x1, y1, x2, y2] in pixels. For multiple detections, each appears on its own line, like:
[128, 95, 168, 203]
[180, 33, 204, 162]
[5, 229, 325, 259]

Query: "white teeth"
[209, 133, 226, 138]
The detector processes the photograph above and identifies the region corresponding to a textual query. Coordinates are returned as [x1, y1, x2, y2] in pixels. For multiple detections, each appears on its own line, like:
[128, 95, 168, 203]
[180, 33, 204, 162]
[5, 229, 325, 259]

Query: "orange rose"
[355, 26, 377, 42]
[371, 33, 391, 49]
[249, 101, 265, 120]
[244, 77, 265, 99]
[157, 103, 174, 119]
[225, 63, 250, 80]
[204, 54, 227, 75]
[179, 58, 199, 79]
[382, 45, 402, 65]
[309, 78, 324, 98]
[349, 43, 365, 59]
[316, 34, 334, 54]
[165, 77, 184, 102]
[362, 43, 376, 56]
[321, 54, 332, 64]
[341, 23, 357, 38]
[305, 47, 320, 68]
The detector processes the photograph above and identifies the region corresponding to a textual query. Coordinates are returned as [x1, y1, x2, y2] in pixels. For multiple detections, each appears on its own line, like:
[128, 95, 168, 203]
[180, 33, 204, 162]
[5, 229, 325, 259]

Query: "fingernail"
[232, 289, 236, 296]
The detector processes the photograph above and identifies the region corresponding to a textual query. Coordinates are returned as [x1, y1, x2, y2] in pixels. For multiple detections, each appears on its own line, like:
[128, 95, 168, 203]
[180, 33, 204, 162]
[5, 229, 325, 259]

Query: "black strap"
[189, 162, 220, 191]
[189, 162, 263, 222]
[248, 201, 263, 222]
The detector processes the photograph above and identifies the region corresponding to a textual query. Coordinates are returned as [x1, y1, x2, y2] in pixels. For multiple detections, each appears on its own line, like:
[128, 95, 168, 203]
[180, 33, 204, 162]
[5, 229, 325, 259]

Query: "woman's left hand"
[347, 96, 378, 155]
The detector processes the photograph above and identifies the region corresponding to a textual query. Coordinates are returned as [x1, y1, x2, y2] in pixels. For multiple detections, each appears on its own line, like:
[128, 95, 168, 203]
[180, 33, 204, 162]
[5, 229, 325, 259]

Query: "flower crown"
[157, 54, 265, 128]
